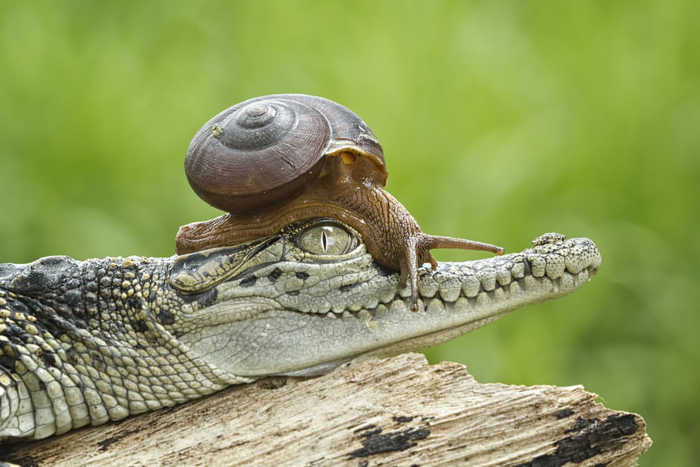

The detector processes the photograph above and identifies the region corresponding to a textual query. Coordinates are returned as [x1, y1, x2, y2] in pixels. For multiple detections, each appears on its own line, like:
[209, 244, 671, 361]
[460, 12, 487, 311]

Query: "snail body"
[176, 94, 503, 308]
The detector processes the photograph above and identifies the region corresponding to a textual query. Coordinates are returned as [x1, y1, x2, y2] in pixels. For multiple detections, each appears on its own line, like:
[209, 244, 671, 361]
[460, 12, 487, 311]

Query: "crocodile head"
[168, 218, 601, 378]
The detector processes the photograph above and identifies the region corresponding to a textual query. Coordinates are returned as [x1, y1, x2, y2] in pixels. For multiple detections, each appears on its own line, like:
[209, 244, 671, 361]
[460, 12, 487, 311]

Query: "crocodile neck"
[0, 256, 247, 440]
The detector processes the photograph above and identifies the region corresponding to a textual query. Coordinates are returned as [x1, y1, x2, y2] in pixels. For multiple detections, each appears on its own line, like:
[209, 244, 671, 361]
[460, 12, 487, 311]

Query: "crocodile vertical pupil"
[298, 224, 355, 255]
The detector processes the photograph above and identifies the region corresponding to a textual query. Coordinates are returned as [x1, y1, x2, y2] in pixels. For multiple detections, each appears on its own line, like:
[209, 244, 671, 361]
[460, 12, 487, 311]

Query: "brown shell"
[184, 94, 386, 214]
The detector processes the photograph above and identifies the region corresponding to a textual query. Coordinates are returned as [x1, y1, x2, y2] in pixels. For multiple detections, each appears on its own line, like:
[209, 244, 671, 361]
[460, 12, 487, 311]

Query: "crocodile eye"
[297, 223, 357, 255]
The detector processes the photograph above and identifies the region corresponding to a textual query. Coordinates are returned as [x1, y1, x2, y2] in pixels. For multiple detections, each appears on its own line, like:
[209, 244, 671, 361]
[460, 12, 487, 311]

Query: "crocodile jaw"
[179, 236, 601, 378]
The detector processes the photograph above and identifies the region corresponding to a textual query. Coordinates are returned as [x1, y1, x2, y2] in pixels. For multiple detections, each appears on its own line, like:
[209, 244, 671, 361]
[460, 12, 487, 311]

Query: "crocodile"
[0, 218, 601, 443]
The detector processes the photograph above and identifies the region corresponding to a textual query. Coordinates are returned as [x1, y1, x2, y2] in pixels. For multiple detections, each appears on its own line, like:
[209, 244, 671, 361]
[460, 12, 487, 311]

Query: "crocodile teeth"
[523, 275, 539, 290]
[426, 299, 446, 314]
[496, 269, 511, 286]
[529, 255, 546, 278]
[577, 269, 589, 284]
[462, 276, 480, 298]
[560, 272, 574, 289]
[438, 276, 461, 302]
[379, 288, 396, 304]
[545, 255, 566, 279]
[511, 262, 525, 279]
[389, 299, 408, 314]
[477, 269, 496, 292]
[493, 287, 506, 302]
[509, 281, 523, 297]
[418, 274, 439, 298]
[365, 297, 379, 309]
[476, 292, 491, 307]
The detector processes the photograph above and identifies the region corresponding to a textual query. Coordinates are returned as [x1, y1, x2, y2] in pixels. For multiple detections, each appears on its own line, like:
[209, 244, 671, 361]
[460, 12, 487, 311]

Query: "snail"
[175, 94, 504, 309]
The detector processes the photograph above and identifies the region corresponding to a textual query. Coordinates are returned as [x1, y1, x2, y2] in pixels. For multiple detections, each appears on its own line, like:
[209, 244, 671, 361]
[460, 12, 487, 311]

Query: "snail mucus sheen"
[176, 94, 504, 309]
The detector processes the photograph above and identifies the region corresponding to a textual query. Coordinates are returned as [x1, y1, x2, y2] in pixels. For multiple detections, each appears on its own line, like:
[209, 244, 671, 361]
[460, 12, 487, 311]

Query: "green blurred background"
[1, 1, 697, 463]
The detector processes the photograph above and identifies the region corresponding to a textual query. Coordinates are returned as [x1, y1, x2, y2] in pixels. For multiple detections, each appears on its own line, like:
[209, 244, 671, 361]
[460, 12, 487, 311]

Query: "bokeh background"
[1, 1, 698, 464]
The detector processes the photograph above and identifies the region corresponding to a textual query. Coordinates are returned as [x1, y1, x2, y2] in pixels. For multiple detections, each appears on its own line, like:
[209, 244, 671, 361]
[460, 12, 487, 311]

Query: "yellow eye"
[297, 223, 357, 255]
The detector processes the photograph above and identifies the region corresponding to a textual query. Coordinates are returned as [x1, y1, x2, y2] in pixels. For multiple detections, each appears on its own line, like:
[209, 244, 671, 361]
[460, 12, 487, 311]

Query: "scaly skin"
[0, 219, 601, 442]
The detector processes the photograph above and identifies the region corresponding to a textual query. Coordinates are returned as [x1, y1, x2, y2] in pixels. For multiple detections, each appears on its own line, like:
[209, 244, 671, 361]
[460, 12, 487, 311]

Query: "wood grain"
[3, 353, 652, 466]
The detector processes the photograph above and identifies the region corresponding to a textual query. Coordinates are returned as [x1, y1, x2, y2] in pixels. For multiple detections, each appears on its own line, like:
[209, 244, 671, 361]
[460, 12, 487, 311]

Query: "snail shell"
[178, 94, 503, 309]
[184, 94, 385, 214]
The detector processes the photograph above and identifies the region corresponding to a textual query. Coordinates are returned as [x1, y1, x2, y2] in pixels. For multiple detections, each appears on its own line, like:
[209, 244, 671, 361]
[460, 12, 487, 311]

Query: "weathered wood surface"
[3, 353, 651, 466]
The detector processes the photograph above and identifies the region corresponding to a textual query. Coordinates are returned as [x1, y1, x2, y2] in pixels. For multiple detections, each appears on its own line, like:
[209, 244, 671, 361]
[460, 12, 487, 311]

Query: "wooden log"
[2, 353, 651, 466]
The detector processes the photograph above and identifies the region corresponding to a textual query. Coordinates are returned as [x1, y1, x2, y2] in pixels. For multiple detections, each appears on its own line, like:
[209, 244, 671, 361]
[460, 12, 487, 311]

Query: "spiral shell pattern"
[185, 94, 385, 214]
